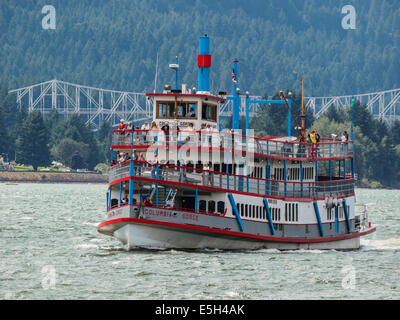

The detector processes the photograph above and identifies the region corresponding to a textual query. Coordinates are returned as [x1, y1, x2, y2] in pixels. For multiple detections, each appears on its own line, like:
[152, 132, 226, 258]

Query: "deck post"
[263, 198, 275, 235]
[343, 198, 351, 233]
[228, 193, 244, 232]
[313, 201, 324, 237]
[129, 160, 134, 205]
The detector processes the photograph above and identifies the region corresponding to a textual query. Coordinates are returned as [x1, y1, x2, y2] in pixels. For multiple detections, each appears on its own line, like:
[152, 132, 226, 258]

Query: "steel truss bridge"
[9, 79, 400, 129]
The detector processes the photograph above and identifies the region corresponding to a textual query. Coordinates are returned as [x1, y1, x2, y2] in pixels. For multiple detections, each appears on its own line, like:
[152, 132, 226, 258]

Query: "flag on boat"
[232, 69, 237, 84]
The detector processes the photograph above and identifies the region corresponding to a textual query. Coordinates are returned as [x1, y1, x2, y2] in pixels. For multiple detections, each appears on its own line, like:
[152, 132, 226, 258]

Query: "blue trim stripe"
[313, 201, 324, 237]
[263, 198, 275, 235]
[228, 193, 244, 232]
[343, 199, 351, 233]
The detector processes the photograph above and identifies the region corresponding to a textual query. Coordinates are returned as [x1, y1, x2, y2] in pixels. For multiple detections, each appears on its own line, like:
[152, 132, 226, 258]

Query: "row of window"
[237, 203, 267, 220]
[236, 203, 283, 222]
[162, 160, 264, 178]
[199, 200, 225, 214]
[285, 203, 299, 222]
[156, 102, 217, 122]
[272, 167, 314, 181]
[326, 206, 349, 220]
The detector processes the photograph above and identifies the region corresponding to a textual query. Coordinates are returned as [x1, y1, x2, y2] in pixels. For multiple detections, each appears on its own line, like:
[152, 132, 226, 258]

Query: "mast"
[300, 77, 306, 141]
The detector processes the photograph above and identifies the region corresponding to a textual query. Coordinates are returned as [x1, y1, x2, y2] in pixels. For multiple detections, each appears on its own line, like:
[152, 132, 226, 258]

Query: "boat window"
[217, 201, 225, 214]
[177, 102, 197, 119]
[208, 200, 215, 213]
[195, 161, 203, 173]
[186, 161, 194, 173]
[199, 200, 207, 212]
[202, 103, 217, 122]
[157, 102, 175, 119]
[241, 203, 244, 217]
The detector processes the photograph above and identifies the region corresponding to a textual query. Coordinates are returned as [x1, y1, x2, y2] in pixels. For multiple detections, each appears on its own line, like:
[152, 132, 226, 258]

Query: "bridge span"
[9, 79, 400, 128]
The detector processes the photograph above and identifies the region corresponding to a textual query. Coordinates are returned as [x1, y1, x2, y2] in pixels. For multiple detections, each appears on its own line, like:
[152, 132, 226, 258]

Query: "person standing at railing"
[315, 130, 321, 157]
[178, 159, 186, 183]
[150, 122, 158, 143]
[141, 121, 150, 144]
[118, 119, 126, 144]
[132, 150, 138, 175]
[134, 126, 140, 144]
[341, 131, 348, 155]
[122, 193, 129, 204]
[150, 153, 158, 179]
[203, 162, 213, 186]
[310, 131, 317, 158]
[161, 123, 170, 148]
[137, 153, 145, 176]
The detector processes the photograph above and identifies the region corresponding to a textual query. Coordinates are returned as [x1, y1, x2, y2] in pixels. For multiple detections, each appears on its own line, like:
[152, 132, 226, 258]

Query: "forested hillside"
[1, 1, 399, 188]
[0, 0, 399, 96]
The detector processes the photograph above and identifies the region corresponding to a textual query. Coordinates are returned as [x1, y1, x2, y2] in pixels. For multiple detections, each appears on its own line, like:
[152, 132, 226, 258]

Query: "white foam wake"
[360, 238, 400, 251]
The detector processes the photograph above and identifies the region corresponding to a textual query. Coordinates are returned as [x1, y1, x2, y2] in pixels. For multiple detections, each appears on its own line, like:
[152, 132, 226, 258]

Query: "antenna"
[154, 51, 159, 93]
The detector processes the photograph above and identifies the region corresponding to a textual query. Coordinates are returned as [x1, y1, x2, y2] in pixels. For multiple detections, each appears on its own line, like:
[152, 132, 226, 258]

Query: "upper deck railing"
[112, 129, 353, 161]
[109, 160, 355, 200]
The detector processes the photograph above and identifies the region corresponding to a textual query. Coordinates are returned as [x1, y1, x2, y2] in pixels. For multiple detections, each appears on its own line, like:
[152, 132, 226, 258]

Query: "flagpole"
[232, 59, 239, 130]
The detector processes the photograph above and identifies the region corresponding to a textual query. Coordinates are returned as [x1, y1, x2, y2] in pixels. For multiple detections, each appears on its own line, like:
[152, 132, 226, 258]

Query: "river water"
[0, 183, 399, 300]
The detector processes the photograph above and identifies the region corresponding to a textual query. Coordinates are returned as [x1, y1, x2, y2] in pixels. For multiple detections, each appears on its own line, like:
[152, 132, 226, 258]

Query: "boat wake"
[360, 238, 400, 251]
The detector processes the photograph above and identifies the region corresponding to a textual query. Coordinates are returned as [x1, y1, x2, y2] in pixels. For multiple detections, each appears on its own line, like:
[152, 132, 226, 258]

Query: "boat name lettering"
[145, 208, 173, 218]
[107, 209, 123, 218]
[181, 213, 199, 221]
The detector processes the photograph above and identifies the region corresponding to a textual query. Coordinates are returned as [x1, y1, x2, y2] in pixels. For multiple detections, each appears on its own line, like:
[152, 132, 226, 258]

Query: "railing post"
[284, 159, 287, 197]
[156, 164, 159, 208]
[129, 160, 134, 205]
[300, 160, 303, 198]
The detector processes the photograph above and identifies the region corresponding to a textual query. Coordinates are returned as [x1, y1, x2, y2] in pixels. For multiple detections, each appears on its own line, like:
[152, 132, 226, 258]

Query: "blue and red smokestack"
[197, 35, 211, 92]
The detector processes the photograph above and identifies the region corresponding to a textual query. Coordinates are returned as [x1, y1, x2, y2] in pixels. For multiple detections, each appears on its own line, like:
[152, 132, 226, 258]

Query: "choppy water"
[0, 183, 399, 300]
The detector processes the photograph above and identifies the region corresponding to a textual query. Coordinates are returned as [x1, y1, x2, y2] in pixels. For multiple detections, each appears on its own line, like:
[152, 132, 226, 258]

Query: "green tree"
[50, 137, 90, 168]
[15, 111, 50, 171]
[0, 103, 9, 156]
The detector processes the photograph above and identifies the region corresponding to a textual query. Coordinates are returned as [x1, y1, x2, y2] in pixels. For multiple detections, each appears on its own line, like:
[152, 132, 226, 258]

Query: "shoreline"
[0, 171, 108, 184]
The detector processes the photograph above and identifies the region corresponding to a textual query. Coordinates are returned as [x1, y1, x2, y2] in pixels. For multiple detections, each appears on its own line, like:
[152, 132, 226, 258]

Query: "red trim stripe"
[97, 217, 376, 244]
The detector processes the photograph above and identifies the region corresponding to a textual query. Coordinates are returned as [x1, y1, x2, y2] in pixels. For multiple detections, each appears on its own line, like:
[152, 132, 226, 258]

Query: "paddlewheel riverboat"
[98, 35, 376, 250]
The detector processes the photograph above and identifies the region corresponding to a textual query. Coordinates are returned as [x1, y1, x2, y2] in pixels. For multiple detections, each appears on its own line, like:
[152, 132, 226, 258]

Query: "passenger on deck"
[165, 195, 175, 208]
[187, 107, 195, 117]
[144, 197, 153, 206]
[141, 121, 150, 143]
[150, 121, 158, 143]
[161, 122, 170, 147]
[134, 126, 140, 143]
[118, 119, 126, 133]
[151, 153, 159, 179]
[203, 162, 213, 186]
[137, 153, 146, 176]
[341, 131, 348, 142]
[122, 193, 129, 204]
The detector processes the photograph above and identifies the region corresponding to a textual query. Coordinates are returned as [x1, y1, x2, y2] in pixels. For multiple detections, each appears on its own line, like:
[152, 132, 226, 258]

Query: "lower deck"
[98, 204, 375, 250]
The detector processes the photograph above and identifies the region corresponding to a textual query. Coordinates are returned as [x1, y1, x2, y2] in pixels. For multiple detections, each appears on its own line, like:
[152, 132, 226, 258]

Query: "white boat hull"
[114, 221, 362, 250]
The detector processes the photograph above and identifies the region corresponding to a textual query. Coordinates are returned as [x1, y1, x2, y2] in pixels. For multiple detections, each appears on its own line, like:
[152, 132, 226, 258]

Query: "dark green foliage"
[0, 104, 9, 155]
[15, 111, 51, 171]
[1, 1, 399, 96]
[250, 90, 314, 137]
